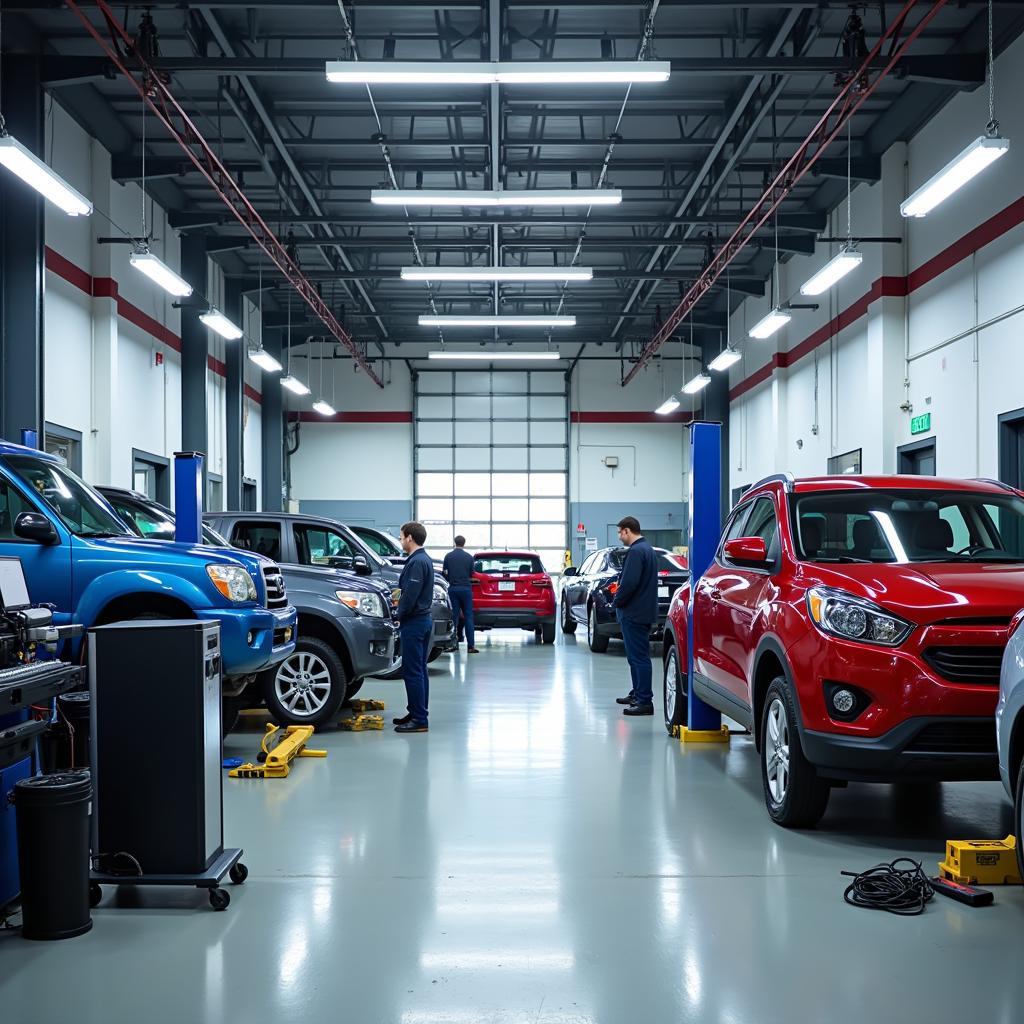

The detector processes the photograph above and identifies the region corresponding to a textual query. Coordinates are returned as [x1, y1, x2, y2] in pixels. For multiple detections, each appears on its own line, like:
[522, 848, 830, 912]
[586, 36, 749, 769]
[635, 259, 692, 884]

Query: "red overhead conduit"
[64, 0, 385, 388]
[622, 0, 949, 386]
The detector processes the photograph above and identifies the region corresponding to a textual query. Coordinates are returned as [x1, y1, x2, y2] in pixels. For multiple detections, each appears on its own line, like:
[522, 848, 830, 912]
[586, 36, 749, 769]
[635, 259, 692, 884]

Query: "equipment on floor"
[930, 876, 994, 907]
[89, 620, 245, 911]
[938, 836, 1022, 886]
[338, 714, 384, 731]
[349, 698, 386, 713]
[841, 858, 934, 915]
[228, 723, 326, 778]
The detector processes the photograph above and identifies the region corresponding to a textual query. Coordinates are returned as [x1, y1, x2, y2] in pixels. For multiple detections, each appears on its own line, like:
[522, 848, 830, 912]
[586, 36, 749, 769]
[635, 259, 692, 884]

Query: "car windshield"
[107, 496, 176, 539]
[6, 456, 132, 537]
[355, 528, 402, 557]
[474, 554, 544, 575]
[793, 489, 1024, 564]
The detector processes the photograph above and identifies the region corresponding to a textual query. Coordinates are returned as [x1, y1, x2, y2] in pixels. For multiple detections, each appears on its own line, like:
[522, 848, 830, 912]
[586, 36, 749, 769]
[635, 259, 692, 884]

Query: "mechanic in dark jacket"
[394, 521, 435, 733]
[610, 516, 658, 716]
[442, 535, 479, 654]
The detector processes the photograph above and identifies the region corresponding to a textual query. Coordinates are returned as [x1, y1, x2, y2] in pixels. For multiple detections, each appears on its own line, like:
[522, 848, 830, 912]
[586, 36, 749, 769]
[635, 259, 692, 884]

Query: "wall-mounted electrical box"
[602, 456, 620, 469]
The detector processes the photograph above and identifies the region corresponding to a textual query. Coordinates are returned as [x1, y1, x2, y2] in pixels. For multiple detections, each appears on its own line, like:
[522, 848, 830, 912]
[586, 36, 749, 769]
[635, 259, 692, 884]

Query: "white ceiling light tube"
[248, 347, 283, 373]
[799, 246, 863, 296]
[400, 266, 593, 283]
[418, 315, 575, 328]
[708, 347, 742, 372]
[901, 135, 1009, 218]
[129, 248, 193, 297]
[281, 375, 311, 396]
[199, 307, 243, 340]
[0, 135, 93, 217]
[327, 61, 670, 86]
[748, 307, 791, 340]
[371, 188, 621, 208]
[312, 399, 337, 416]
[683, 373, 712, 395]
[654, 396, 681, 415]
[427, 351, 562, 362]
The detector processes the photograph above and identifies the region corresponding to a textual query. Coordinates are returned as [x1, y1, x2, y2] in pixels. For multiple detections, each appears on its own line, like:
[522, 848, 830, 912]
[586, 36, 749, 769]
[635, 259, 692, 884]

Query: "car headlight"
[207, 564, 257, 603]
[807, 586, 913, 646]
[433, 584, 448, 605]
[336, 590, 385, 617]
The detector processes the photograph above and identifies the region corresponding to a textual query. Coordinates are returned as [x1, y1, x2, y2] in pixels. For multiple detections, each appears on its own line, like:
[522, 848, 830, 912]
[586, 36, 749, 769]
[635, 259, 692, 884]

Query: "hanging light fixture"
[400, 266, 594, 282]
[683, 372, 711, 395]
[199, 307, 243, 340]
[130, 248, 193, 297]
[427, 350, 562, 362]
[654, 396, 681, 415]
[281, 375, 311, 396]
[0, 136, 93, 216]
[312, 339, 336, 415]
[372, 189, 621, 208]
[418, 315, 575, 328]
[327, 61, 670, 86]
[248, 346, 282, 373]
[749, 307, 791, 340]
[708, 347, 741, 372]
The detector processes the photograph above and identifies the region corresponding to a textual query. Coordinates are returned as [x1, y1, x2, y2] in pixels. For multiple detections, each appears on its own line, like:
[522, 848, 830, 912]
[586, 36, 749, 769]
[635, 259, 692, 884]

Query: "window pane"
[418, 498, 453, 521]
[460, 523, 491, 548]
[491, 372, 528, 393]
[455, 446, 490, 471]
[493, 447, 528, 470]
[231, 521, 283, 562]
[417, 395, 452, 418]
[530, 446, 566, 470]
[493, 420, 529, 445]
[456, 420, 489, 446]
[418, 447, 453, 471]
[530, 395, 566, 419]
[455, 371, 491, 393]
[530, 523, 566, 548]
[417, 473, 453, 497]
[455, 497, 491, 521]
[492, 522, 529, 547]
[417, 371, 452, 393]
[454, 473, 490, 496]
[530, 372, 563, 394]
[530, 498, 564, 521]
[530, 420, 564, 445]
[426, 523, 454, 549]
[492, 473, 528, 496]
[530, 473, 566, 496]
[454, 395, 490, 419]
[418, 421, 453, 445]
[492, 497, 529, 520]
[492, 396, 523, 419]
[536, 548, 566, 571]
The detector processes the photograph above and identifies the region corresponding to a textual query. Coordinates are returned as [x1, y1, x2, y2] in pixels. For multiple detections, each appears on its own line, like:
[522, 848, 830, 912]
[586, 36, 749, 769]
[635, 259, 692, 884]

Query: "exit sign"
[910, 412, 931, 435]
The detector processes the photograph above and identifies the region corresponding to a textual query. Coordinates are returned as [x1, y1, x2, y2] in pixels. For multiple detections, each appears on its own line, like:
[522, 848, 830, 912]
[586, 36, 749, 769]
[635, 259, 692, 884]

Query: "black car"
[98, 487, 398, 727]
[560, 546, 689, 653]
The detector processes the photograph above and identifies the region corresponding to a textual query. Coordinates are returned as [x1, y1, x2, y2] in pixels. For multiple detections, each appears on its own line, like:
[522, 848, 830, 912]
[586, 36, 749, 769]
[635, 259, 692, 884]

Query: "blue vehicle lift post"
[683, 421, 730, 742]
[174, 451, 205, 545]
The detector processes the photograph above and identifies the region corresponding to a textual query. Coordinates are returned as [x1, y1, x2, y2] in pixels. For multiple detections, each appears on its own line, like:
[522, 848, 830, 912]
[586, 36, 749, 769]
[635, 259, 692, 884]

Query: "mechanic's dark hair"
[454, 535, 466, 547]
[617, 516, 641, 535]
[401, 521, 427, 546]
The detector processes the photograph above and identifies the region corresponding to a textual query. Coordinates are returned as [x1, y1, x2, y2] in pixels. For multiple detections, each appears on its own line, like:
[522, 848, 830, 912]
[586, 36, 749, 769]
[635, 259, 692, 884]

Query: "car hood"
[803, 562, 1024, 624]
[86, 535, 263, 570]
[279, 562, 391, 596]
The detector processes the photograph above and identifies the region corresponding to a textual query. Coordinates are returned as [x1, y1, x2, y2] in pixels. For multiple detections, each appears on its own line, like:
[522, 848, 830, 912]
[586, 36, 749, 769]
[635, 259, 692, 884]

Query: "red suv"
[472, 551, 557, 644]
[663, 474, 1024, 827]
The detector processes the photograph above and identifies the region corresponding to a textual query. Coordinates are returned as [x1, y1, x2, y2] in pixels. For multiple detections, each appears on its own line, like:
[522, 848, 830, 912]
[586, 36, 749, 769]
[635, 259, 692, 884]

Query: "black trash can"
[59, 692, 92, 770]
[14, 771, 93, 940]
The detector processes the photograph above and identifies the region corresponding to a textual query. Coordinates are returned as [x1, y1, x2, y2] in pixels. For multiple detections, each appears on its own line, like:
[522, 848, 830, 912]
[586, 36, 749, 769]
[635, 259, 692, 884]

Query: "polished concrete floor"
[2, 632, 1023, 1023]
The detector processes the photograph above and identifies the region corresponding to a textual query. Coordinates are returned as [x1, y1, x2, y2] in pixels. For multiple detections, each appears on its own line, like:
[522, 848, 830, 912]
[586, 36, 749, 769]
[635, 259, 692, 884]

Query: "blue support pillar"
[686, 421, 724, 732]
[174, 451, 204, 545]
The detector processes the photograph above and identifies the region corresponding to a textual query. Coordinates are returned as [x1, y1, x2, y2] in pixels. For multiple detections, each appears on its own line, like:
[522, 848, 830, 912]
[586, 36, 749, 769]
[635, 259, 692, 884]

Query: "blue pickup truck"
[0, 442, 296, 713]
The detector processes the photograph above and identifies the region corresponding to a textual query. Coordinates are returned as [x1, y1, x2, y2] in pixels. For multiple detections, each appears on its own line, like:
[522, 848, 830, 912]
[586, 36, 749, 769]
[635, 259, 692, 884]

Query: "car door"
[568, 552, 598, 621]
[228, 520, 286, 565]
[291, 521, 357, 571]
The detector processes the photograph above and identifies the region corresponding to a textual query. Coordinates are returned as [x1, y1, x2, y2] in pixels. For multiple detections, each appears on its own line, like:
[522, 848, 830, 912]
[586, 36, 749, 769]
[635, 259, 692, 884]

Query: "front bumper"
[348, 617, 398, 679]
[431, 603, 455, 647]
[211, 603, 297, 678]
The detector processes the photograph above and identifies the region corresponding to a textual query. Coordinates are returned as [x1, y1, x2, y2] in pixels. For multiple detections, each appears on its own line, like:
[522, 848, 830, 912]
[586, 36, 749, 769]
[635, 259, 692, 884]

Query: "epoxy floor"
[3, 633, 1023, 1023]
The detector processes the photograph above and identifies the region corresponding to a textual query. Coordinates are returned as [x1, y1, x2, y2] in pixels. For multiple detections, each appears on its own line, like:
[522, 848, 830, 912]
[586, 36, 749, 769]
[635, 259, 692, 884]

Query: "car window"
[0, 477, 35, 541]
[109, 498, 175, 540]
[939, 505, 972, 551]
[294, 524, 355, 567]
[724, 503, 752, 543]
[231, 521, 284, 562]
[578, 553, 598, 575]
[354, 528, 399, 558]
[744, 497, 778, 549]
[473, 554, 544, 575]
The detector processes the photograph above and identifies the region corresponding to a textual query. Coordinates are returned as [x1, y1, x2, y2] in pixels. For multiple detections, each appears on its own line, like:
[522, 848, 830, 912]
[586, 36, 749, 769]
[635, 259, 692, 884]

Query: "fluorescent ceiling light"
[683, 373, 712, 395]
[312, 400, 337, 417]
[281, 375, 311, 396]
[799, 246, 863, 296]
[708, 347, 742, 372]
[327, 61, 670, 86]
[129, 249, 193, 297]
[427, 351, 562, 362]
[0, 135, 93, 217]
[901, 135, 1009, 218]
[419, 315, 575, 328]
[655, 396, 681, 415]
[748, 307, 791, 340]
[371, 188, 621, 208]
[401, 266, 593, 283]
[199, 308, 243, 340]
[248, 347, 283, 373]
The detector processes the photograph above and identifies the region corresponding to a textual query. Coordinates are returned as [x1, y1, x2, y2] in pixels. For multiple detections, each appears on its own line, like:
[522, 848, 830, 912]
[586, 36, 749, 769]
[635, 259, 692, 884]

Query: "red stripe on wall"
[45, 245, 262, 404]
[571, 411, 695, 424]
[290, 411, 412, 423]
[728, 194, 1024, 402]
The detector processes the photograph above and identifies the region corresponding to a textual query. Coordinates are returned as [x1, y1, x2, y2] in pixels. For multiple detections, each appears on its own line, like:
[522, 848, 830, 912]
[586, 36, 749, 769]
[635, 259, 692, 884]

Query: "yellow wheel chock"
[338, 714, 384, 731]
[349, 699, 386, 713]
[229, 723, 326, 779]
[938, 836, 1022, 886]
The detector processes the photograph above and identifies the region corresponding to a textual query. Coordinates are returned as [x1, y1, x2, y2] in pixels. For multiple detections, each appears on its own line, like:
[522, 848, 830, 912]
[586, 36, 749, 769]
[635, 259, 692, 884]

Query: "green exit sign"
[910, 412, 932, 435]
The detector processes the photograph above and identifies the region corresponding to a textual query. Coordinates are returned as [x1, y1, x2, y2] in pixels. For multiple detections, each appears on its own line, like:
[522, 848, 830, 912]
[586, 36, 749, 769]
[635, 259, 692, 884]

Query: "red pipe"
[622, 0, 949, 387]
[64, 0, 385, 388]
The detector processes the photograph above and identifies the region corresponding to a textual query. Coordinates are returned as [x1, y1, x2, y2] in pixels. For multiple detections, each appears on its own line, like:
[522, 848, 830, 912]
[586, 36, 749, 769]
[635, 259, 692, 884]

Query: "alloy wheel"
[665, 648, 678, 720]
[765, 697, 790, 804]
[275, 651, 332, 717]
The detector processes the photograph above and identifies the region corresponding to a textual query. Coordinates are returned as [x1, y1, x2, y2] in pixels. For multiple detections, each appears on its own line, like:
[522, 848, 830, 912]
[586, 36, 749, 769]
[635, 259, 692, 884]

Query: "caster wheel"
[229, 862, 249, 885]
[89, 882, 102, 909]
[209, 887, 230, 911]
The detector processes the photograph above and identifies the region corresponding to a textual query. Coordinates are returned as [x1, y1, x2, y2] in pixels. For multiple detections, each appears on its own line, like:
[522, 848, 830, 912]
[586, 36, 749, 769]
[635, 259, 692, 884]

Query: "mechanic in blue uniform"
[610, 515, 658, 716]
[394, 521, 435, 733]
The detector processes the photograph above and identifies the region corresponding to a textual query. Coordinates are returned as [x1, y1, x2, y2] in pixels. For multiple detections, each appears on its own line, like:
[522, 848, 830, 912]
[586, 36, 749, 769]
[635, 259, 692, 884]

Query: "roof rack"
[742, 473, 795, 497]
[972, 477, 1018, 494]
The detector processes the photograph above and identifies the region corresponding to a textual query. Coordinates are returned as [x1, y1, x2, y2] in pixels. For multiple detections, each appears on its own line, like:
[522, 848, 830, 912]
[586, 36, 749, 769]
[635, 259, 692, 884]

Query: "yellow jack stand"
[938, 836, 1022, 885]
[338, 714, 384, 731]
[678, 725, 731, 744]
[229, 724, 326, 779]
[349, 699, 386, 713]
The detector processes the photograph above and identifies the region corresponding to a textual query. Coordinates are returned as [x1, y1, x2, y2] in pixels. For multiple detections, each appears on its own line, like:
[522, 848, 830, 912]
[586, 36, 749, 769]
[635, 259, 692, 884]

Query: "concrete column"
[179, 233, 209, 492]
[260, 333, 284, 511]
[224, 278, 244, 509]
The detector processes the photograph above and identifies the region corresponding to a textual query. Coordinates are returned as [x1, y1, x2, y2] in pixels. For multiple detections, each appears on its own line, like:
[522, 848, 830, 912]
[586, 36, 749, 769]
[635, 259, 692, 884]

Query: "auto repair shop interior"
[2, 1, 1024, 1021]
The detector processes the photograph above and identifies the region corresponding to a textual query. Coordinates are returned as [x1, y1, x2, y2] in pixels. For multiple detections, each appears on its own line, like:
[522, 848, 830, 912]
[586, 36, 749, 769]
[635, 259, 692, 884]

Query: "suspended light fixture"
[708, 347, 742, 372]
[749, 307, 791, 340]
[400, 266, 594, 283]
[312, 339, 336, 416]
[800, 245, 863, 296]
[199, 307, 243, 340]
[654, 396, 681, 415]
[248, 347, 283, 373]
[129, 248, 193, 297]
[683, 372, 712, 395]
[0, 135, 92, 216]
[419, 315, 575, 328]
[281, 375, 311, 396]
[427, 350, 562, 362]
[372, 188, 621, 208]
[327, 61, 670, 86]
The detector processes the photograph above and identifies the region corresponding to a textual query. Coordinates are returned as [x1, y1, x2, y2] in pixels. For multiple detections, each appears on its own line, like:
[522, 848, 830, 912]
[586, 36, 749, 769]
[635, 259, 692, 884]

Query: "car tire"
[1015, 758, 1024, 882]
[344, 679, 364, 702]
[760, 677, 830, 828]
[587, 605, 609, 653]
[663, 643, 687, 735]
[262, 636, 347, 727]
[560, 595, 577, 634]
[541, 621, 556, 645]
[427, 645, 445, 664]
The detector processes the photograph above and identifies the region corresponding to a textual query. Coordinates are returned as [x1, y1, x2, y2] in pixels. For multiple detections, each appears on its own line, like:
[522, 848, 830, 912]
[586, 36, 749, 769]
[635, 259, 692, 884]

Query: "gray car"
[996, 613, 1024, 878]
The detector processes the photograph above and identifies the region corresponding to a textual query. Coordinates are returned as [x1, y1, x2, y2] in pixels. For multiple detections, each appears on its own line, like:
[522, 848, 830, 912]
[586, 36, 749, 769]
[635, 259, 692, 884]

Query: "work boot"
[623, 704, 654, 716]
[392, 713, 412, 725]
[615, 694, 636, 705]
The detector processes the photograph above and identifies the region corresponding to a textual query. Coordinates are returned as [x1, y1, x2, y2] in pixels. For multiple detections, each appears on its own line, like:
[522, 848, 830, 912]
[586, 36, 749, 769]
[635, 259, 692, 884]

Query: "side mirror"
[562, 566, 579, 577]
[723, 536, 769, 566]
[14, 512, 59, 546]
[352, 554, 373, 576]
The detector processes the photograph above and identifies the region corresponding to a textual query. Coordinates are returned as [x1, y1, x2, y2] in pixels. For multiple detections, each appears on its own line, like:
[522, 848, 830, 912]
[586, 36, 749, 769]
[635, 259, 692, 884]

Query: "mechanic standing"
[611, 516, 658, 716]
[443, 535, 480, 654]
[394, 521, 435, 733]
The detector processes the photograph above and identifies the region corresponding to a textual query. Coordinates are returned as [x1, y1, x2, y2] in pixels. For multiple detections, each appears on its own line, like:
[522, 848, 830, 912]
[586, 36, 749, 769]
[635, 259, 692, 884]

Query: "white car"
[996, 610, 1024, 879]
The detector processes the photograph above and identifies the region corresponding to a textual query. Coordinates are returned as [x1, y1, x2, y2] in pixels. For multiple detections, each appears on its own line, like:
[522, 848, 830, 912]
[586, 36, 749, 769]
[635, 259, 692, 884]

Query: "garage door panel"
[491, 396, 524, 419]
[493, 420, 529, 445]
[417, 395, 453, 418]
[530, 395, 566, 419]
[530, 420, 564, 445]
[418, 421, 453, 445]
[530, 447, 566, 471]
[418, 448, 453, 471]
[454, 395, 490, 419]
[456, 420, 490, 445]
[493, 447, 529, 470]
[455, 447, 491, 471]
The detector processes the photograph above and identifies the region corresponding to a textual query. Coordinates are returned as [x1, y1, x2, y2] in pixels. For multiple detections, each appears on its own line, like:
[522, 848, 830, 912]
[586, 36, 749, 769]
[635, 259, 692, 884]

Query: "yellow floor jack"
[228, 724, 327, 779]
[337, 698, 386, 731]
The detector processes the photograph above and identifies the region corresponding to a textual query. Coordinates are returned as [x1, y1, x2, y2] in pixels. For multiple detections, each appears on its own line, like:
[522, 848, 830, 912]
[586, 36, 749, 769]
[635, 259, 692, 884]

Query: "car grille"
[262, 565, 288, 609]
[906, 721, 998, 754]
[922, 646, 1005, 686]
